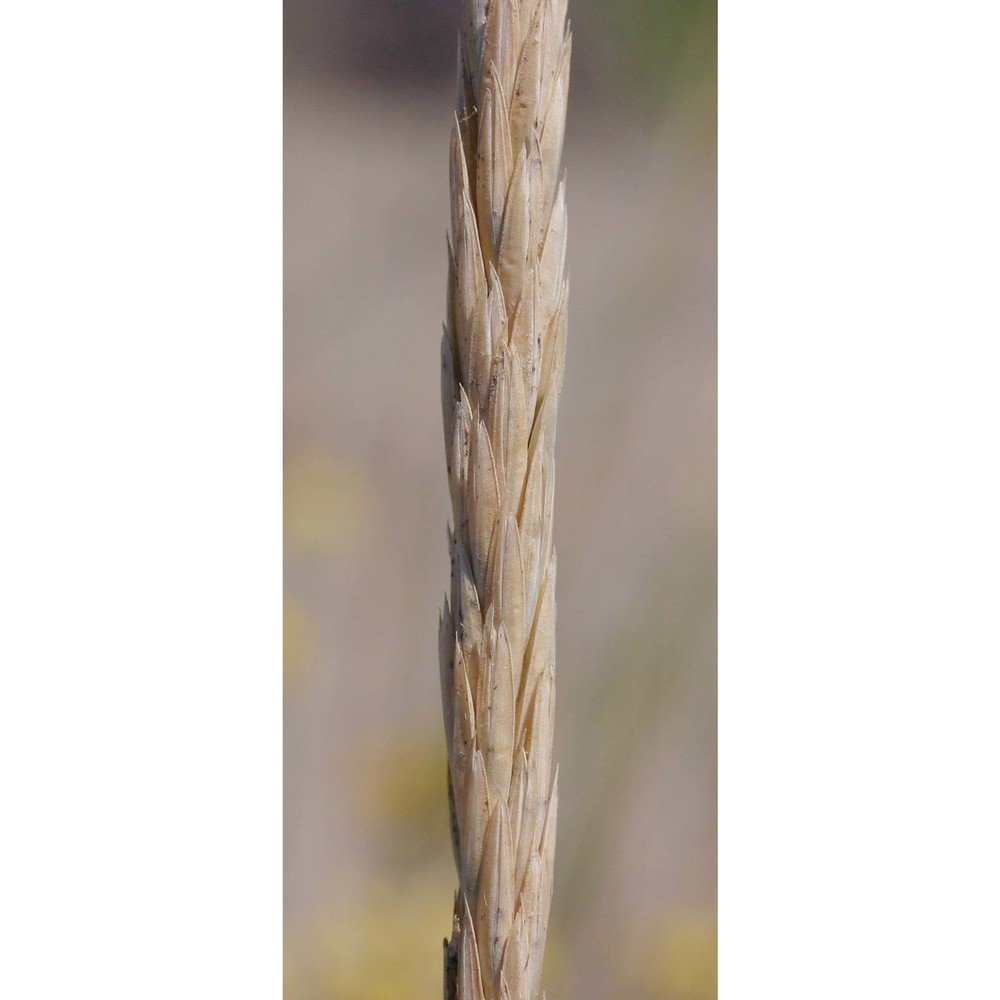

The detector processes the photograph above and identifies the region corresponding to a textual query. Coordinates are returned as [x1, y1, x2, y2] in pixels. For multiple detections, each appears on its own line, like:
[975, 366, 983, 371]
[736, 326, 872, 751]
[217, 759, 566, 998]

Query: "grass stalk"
[440, 2, 570, 998]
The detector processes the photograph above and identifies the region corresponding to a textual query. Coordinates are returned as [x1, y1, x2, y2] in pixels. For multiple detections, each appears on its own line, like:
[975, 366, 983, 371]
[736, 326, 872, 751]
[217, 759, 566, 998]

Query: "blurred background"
[284, 2, 716, 998]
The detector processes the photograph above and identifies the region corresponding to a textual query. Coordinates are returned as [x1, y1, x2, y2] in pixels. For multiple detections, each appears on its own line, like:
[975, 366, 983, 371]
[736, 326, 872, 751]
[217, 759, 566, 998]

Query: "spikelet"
[441, 2, 569, 998]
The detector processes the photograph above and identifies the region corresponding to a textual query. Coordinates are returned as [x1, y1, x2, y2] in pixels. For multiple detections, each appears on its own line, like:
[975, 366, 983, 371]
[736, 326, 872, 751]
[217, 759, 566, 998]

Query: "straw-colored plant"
[439, 2, 570, 998]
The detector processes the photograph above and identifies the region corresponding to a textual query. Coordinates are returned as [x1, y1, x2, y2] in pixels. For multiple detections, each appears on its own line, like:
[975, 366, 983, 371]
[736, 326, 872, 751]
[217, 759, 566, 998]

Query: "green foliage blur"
[572, 1, 717, 112]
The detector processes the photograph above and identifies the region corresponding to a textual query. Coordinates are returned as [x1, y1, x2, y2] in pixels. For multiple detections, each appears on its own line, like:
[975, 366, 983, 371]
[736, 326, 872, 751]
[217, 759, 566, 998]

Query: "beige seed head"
[440, 2, 570, 999]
